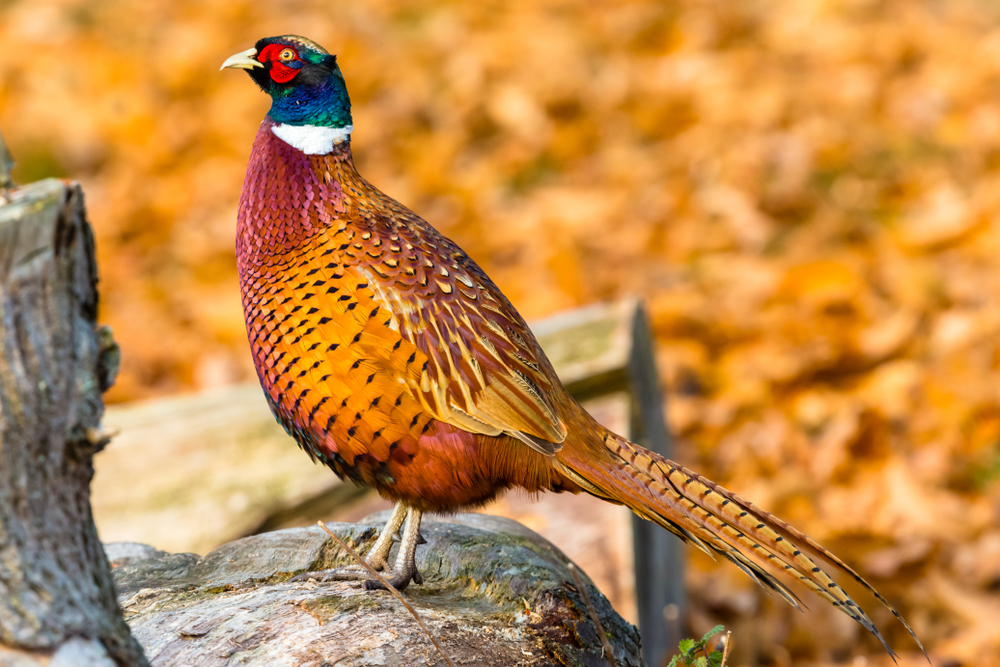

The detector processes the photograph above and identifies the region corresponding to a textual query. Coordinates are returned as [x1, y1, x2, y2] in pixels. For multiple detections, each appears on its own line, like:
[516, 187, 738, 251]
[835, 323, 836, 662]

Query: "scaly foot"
[292, 504, 426, 591]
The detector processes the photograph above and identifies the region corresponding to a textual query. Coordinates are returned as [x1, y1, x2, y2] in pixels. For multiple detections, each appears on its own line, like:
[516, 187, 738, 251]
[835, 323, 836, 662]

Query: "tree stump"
[0, 133, 148, 667]
[109, 513, 643, 666]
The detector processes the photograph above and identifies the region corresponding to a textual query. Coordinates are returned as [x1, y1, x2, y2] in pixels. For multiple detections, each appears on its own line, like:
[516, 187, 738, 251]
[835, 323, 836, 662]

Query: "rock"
[109, 513, 643, 667]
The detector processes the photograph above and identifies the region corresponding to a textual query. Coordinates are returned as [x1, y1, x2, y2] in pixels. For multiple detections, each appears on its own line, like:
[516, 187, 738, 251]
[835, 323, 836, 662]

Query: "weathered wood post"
[627, 304, 684, 666]
[0, 130, 148, 666]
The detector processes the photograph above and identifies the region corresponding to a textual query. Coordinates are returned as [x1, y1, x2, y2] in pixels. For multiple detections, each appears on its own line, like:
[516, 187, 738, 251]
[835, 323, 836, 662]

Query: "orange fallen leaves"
[2, 0, 1000, 664]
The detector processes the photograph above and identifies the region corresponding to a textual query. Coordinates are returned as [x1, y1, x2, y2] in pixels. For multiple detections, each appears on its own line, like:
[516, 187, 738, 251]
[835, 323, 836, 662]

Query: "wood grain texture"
[0, 170, 147, 666]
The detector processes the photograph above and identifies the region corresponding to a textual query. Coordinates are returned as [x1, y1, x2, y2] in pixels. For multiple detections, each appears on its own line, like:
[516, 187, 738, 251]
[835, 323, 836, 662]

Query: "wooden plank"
[530, 297, 636, 396]
[94, 385, 336, 554]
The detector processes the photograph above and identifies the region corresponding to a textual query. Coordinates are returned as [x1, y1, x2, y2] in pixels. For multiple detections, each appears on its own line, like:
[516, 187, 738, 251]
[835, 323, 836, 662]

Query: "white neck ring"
[271, 123, 353, 155]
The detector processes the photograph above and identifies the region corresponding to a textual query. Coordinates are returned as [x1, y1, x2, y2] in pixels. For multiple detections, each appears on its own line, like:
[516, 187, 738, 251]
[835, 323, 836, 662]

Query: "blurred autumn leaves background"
[2, 0, 1000, 664]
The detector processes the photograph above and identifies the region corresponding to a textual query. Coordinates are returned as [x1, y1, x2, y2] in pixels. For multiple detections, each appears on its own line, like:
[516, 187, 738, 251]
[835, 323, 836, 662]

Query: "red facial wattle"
[269, 62, 299, 84]
[258, 43, 301, 84]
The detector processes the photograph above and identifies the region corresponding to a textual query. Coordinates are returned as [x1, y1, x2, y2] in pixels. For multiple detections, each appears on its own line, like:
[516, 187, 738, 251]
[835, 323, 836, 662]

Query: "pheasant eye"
[279, 48, 296, 61]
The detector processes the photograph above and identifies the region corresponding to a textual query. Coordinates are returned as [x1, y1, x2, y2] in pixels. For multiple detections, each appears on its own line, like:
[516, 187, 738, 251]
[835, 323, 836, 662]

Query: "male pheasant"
[223, 35, 924, 658]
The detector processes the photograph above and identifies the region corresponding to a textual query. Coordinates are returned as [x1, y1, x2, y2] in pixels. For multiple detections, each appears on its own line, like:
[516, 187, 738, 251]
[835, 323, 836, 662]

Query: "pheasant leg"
[363, 508, 424, 591]
[291, 502, 407, 582]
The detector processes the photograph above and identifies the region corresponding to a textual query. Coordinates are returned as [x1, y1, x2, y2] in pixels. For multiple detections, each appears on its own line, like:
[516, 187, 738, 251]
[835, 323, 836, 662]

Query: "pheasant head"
[221, 35, 353, 153]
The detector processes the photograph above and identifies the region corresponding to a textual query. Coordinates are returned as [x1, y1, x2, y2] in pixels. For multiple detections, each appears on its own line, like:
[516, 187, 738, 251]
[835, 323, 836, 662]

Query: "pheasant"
[222, 35, 925, 658]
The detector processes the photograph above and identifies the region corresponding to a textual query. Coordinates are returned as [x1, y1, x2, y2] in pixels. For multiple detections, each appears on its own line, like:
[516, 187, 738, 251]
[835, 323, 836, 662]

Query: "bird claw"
[289, 563, 382, 583]
[289, 569, 335, 583]
[289, 570, 322, 583]
[293, 504, 425, 591]
[361, 564, 422, 591]
[291, 563, 422, 590]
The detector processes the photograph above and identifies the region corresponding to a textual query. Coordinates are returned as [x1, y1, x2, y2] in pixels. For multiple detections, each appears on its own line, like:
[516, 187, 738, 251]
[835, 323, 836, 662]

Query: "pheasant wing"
[353, 228, 568, 455]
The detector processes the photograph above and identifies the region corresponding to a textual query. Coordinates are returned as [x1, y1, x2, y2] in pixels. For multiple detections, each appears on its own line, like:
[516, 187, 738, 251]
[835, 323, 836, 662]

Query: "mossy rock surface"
[108, 512, 643, 666]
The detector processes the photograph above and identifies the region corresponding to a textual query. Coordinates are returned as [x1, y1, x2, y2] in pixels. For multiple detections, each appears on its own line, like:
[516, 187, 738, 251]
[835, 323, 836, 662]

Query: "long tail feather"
[556, 428, 927, 661]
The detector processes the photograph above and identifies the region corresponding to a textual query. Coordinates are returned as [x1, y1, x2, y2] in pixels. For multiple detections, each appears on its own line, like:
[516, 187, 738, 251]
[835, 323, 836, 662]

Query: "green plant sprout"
[666, 625, 732, 667]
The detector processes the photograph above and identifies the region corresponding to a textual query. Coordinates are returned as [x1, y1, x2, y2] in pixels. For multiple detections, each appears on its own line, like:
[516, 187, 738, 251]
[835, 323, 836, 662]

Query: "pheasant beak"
[220, 48, 264, 71]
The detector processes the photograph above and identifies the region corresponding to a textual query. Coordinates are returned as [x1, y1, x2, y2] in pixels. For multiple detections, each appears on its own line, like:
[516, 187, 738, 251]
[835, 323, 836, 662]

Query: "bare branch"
[569, 562, 617, 667]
